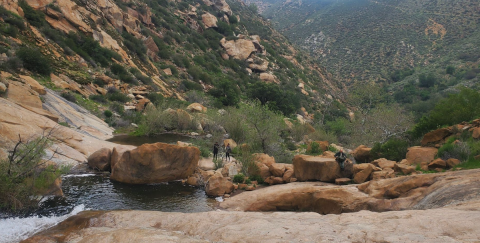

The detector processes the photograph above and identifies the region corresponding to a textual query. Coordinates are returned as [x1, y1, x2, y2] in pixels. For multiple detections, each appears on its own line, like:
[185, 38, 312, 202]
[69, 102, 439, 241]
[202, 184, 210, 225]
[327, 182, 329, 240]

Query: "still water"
[0, 134, 213, 243]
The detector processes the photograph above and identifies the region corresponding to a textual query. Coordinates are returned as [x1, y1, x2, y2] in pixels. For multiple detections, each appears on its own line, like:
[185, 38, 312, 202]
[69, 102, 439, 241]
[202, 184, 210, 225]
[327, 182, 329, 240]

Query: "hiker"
[213, 142, 219, 160]
[225, 143, 231, 161]
[335, 149, 347, 171]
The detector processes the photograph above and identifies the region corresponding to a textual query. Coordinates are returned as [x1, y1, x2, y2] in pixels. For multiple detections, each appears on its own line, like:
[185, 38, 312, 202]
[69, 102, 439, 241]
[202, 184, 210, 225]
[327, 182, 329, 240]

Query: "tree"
[238, 100, 285, 153]
[16, 47, 51, 75]
[350, 103, 414, 146]
[208, 79, 240, 107]
[419, 73, 436, 88]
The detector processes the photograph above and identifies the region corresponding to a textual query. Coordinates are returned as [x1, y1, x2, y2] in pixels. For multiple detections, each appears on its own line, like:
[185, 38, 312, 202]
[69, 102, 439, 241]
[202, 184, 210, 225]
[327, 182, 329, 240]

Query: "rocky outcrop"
[143, 36, 159, 61]
[87, 148, 112, 171]
[110, 143, 200, 184]
[259, 72, 277, 83]
[0, 97, 132, 165]
[220, 38, 256, 60]
[394, 163, 416, 174]
[293, 155, 352, 182]
[405, 146, 438, 165]
[42, 89, 114, 140]
[6, 81, 43, 109]
[212, 0, 232, 16]
[202, 12, 217, 28]
[222, 169, 480, 214]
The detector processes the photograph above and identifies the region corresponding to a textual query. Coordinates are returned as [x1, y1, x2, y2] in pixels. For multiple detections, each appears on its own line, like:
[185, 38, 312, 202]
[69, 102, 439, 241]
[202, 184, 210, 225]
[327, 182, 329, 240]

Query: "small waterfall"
[0, 204, 86, 243]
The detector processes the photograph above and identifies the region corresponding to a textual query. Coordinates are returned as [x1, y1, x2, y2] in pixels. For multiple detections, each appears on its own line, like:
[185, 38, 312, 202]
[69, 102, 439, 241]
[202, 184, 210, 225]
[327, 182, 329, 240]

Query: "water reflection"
[35, 175, 216, 218]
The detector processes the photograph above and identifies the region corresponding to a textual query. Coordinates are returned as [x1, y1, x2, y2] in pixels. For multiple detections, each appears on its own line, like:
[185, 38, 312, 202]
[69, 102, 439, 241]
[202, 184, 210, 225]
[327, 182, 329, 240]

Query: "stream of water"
[0, 134, 213, 243]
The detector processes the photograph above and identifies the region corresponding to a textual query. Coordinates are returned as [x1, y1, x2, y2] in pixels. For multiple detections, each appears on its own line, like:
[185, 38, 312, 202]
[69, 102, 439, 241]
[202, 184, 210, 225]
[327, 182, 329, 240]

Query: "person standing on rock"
[225, 143, 232, 162]
[335, 150, 347, 171]
[213, 142, 220, 160]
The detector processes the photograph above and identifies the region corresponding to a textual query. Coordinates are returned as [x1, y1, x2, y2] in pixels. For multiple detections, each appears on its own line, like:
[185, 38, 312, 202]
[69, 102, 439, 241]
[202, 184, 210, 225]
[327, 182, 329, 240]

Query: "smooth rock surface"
[293, 155, 351, 182]
[111, 143, 200, 184]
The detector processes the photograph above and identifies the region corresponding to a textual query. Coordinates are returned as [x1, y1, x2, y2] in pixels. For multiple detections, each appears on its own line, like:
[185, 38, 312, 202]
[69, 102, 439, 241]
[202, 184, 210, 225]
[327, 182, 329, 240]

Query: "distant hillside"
[258, 0, 480, 87]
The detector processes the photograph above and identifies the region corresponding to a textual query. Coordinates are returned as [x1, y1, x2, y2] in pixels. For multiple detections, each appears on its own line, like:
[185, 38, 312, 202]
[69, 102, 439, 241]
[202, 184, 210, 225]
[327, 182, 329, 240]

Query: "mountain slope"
[0, 0, 344, 120]
[257, 0, 480, 85]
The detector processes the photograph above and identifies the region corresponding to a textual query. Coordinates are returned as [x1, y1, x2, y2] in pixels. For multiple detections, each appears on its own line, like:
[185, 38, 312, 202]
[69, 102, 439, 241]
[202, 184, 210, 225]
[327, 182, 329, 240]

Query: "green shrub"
[285, 140, 297, 151]
[370, 138, 409, 162]
[233, 173, 245, 183]
[446, 66, 455, 75]
[106, 92, 130, 102]
[244, 178, 252, 185]
[61, 92, 77, 103]
[0, 135, 68, 213]
[104, 110, 113, 118]
[307, 141, 322, 155]
[419, 73, 436, 88]
[16, 47, 51, 75]
[19, 0, 46, 27]
[248, 174, 264, 184]
[89, 94, 107, 103]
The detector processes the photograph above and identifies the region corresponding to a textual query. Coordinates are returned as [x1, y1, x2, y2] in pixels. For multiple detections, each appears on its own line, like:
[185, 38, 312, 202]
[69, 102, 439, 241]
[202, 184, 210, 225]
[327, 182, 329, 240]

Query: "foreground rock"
[205, 172, 234, 197]
[221, 169, 480, 214]
[23, 201, 480, 242]
[87, 148, 112, 171]
[110, 143, 200, 184]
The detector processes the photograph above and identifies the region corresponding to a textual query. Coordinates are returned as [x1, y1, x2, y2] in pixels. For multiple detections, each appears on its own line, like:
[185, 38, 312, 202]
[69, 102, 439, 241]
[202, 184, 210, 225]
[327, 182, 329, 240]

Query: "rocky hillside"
[0, 0, 343, 120]
[258, 0, 480, 87]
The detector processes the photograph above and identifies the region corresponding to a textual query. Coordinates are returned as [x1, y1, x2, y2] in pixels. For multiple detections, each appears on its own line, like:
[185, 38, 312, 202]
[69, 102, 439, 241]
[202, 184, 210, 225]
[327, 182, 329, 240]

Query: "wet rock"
[87, 148, 112, 171]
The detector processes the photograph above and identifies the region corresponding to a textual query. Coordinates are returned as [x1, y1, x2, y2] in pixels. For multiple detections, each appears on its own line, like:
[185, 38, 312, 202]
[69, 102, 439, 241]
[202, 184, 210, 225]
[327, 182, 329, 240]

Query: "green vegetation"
[370, 138, 409, 162]
[412, 88, 480, 138]
[233, 173, 245, 183]
[0, 133, 68, 213]
[16, 47, 51, 75]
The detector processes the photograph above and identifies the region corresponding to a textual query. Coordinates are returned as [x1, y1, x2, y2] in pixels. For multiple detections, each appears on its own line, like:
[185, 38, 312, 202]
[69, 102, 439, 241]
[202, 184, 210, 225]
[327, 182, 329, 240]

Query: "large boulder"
[202, 12, 217, 28]
[428, 158, 446, 170]
[405, 146, 438, 165]
[421, 128, 452, 146]
[87, 148, 112, 171]
[223, 139, 237, 149]
[293, 155, 351, 182]
[394, 163, 416, 175]
[205, 172, 234, 197]
[353, 163, 378, 184]
[352, 145, 372, 163]
[111, 146, 131, 170]
[186, 103, 207, 113]
[220, 38, 256, 60]
[254, 153, 275, 167]
[269, 163, 286, 177]
[371, 158, 396, 169]
[446, 158, 461, 168]
[111, 143, 200, 184]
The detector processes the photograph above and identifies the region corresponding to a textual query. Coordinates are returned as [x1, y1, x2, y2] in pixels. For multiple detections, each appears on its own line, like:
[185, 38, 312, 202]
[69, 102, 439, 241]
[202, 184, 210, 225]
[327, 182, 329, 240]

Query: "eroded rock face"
[186, 103, 207, 113]
[110, 143, 200, 184]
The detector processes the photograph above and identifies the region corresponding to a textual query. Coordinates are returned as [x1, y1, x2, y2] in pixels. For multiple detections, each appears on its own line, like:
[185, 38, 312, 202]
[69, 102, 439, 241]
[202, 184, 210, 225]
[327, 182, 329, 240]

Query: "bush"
[446, 66, 455, 75]
[16, 47, 51, 75]
[307, 142, 322, 155]
[0, 133, 68, 213]
[233, 173, 245, 183]
[19, 0, 46, 27]
[106, 91, 130, 103]
[61, 92, 77, 103]
[248, 174, 264, 184]
[104, 110, 113, 118]
[370, 138, 409, 162]
[419, 73, 436, 88]
[89, 94, 107, 103]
